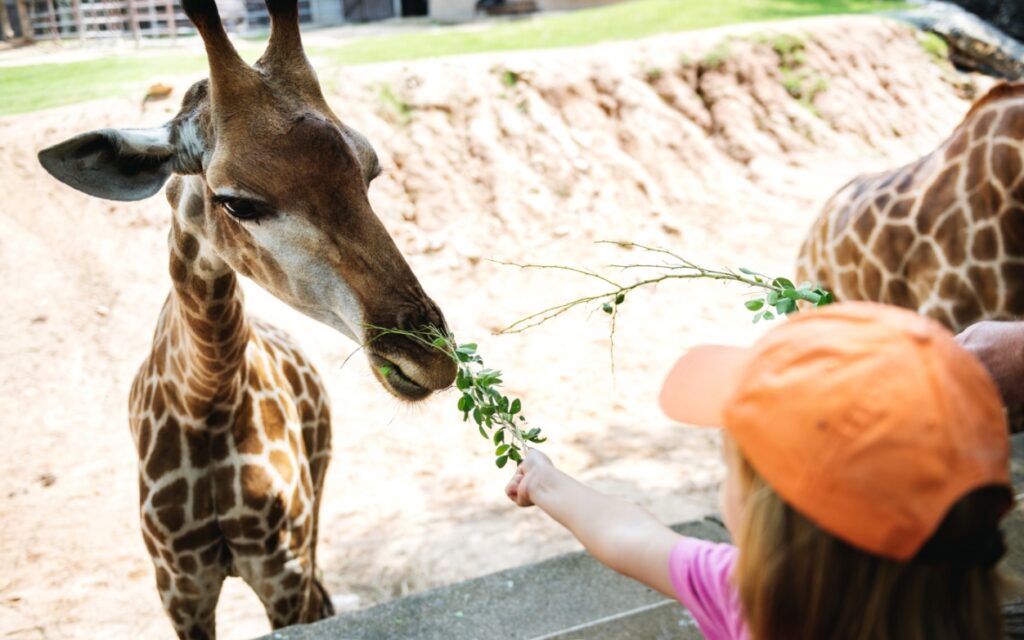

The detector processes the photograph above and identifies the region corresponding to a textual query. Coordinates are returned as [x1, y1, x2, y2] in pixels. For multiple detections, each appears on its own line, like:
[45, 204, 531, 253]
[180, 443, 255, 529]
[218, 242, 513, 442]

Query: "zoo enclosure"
[0, 0, 412, 40]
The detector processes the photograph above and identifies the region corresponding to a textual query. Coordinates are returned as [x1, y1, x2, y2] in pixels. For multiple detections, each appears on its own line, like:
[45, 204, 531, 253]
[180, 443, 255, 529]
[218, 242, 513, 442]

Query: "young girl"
[506, 302, 1012, 639]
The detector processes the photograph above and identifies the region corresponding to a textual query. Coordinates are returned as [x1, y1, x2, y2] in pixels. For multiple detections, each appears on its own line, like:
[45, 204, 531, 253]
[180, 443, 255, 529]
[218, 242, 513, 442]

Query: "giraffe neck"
[159, 176, 250, 412]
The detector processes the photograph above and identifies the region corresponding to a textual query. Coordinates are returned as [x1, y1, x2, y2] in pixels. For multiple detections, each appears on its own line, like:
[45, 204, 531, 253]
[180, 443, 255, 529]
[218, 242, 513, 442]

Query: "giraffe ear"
[38, 127, 176, 202]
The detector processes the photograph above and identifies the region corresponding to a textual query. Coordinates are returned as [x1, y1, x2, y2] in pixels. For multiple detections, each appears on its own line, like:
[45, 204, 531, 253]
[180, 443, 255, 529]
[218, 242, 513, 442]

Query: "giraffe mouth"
[369, 354, 432, 401]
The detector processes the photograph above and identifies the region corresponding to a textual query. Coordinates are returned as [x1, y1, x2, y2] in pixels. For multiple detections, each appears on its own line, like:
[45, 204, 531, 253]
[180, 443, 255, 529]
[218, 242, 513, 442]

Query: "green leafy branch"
[367, 325, 544, 468]
[498, 241, 834, 336]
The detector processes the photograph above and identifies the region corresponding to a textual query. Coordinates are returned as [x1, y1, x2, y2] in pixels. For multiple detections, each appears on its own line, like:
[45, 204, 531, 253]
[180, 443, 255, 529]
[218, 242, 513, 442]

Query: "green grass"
[0, 0, 907, 116]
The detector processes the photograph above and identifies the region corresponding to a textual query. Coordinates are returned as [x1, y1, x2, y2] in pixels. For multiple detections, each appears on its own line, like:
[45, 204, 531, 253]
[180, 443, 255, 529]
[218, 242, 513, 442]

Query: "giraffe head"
[37, 0, 456, 401]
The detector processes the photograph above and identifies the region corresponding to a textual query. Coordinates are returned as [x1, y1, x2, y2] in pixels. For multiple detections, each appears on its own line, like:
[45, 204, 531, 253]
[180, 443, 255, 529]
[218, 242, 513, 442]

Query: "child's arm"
[506, 449, 682, 598]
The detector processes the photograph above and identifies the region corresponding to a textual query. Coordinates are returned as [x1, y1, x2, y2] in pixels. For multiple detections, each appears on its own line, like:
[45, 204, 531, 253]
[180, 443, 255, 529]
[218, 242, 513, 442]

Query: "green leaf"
[775, 298, 797, 315]
[772, 277, 795, 290]
[496, 455, 509, 469]
[508, 447, 523, 463]
[782, 289, 802, 300]
[763, 310, 776, 321]
[457, 394, 475, 412]
[494, 430, 505, 445]
[753, 310, 765, 324]
[473, 408, 483, 425]
[767, 291, 780, 305]
[479, 425, 488, 439]
[378, 366, 392, 377]
[456, 370, 471, 391]
[510, 398, 521, 415]
[744, 299, 764, 311]
[602, 302, 614, 314]
[738, 267, 757, 275]
[432, 337, 449, 348]
[495, 444, 511, 456]
[614, 293, 626, 305]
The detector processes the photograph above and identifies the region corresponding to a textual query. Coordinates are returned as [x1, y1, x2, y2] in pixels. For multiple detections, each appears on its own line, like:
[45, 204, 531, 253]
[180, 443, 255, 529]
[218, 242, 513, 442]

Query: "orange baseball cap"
[660, 302, 1011, 561]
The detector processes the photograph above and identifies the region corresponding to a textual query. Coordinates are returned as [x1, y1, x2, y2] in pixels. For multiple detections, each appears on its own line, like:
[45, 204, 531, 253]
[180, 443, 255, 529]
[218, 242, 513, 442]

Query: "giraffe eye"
[214, 196, 264, 222]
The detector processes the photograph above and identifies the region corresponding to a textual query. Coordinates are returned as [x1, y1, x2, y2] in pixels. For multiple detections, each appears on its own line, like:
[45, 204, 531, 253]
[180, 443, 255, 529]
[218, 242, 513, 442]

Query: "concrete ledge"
[260, 519, 729, 640]
[265, 435, 1024, 640]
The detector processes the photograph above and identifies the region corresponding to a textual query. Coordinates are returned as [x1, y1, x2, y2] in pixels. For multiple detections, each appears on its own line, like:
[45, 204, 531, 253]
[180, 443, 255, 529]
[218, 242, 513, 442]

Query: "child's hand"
[505, 449, 554, 507]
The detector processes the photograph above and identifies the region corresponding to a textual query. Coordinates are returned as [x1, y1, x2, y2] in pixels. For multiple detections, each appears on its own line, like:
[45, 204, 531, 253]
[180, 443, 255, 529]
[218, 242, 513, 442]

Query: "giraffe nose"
[396, 298, 449, 337]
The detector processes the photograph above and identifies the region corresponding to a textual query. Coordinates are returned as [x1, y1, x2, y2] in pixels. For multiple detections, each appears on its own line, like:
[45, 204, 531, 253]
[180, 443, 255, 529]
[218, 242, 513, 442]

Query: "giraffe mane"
[962, 81, 1024, 121]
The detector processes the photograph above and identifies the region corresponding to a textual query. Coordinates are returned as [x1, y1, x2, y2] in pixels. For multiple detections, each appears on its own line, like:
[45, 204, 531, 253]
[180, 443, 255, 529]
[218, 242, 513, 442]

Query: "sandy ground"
[0, 16, 992, 639]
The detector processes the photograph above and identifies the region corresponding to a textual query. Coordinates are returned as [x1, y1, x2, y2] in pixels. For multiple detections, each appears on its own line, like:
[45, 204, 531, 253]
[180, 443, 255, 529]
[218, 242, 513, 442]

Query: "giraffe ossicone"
[38, 0, 456, 636]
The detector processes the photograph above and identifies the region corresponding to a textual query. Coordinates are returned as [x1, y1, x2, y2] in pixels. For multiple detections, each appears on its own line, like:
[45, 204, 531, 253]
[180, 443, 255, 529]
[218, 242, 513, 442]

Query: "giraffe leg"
[235, 544, 333, 628]
[151, 557, 227, 640]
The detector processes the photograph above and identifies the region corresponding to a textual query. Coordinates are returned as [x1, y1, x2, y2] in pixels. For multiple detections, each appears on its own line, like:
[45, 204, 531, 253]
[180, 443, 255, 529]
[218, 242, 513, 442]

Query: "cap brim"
[660, 345, 752, 427]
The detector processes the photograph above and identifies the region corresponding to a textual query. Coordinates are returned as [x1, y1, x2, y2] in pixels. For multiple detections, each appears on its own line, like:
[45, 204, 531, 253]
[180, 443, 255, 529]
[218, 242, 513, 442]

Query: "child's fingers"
[506, 466, 533, 507]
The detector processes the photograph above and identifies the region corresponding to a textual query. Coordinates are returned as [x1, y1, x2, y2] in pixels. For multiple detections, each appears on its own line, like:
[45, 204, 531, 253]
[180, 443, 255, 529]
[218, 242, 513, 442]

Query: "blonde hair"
[732, 449, 1009, 640]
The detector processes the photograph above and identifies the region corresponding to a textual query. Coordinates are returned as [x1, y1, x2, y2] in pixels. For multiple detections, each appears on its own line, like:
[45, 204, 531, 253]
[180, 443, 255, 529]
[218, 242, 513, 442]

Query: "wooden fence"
[3, 0, 312, 40]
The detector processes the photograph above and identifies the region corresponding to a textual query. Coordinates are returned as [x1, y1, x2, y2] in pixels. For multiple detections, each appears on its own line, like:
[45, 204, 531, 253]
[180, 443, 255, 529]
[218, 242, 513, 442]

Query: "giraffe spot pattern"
[797, 88, 1024, 333]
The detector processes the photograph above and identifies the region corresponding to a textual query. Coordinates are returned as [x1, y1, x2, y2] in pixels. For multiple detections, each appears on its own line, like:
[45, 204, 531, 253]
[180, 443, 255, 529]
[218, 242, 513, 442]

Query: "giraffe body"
[798, 82, 1024, 332]
[37, 1, 456, 636]
[129, 186, 334, 636]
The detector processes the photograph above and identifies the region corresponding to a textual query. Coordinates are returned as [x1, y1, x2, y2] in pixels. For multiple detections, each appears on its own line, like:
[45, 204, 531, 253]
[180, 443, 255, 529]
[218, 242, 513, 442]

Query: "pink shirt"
[668, 538, 750, 640]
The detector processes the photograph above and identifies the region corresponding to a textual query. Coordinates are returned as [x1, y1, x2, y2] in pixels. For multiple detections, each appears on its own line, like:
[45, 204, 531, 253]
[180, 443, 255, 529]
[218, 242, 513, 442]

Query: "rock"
[893, 2, 1024, 79]
[947, 0, 1024, 43]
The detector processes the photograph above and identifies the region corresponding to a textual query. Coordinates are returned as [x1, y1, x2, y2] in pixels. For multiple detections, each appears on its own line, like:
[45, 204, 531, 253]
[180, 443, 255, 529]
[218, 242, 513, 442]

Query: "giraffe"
[36, 0, 457, 637]
[796, 81, 1024, 333]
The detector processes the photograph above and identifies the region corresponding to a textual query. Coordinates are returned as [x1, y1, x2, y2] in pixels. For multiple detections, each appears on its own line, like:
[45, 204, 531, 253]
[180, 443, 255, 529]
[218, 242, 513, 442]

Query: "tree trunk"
[13, 0, 32, 42]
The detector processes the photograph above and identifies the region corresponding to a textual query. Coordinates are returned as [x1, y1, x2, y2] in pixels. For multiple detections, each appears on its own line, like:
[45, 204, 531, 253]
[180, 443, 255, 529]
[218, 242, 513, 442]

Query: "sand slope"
[0, 16, 988, 639]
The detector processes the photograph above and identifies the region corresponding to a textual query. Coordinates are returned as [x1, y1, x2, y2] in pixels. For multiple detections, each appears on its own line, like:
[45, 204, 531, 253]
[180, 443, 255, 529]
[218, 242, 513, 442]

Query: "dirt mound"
[0, 16, 989, 639]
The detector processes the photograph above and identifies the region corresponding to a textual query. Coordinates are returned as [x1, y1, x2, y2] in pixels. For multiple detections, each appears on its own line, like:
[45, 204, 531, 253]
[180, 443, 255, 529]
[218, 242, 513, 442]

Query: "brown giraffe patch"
[192, 475, 214, 520]
[138, 418, 153, 457]
[261, 398, 287, 440]
[992, 143, 1023, 188]
[240, 464, 275, 509]
[153, 478, 189, 508]
[1001, 212, 1024, 257]
[994, 104, 1024, 140]
[834, 235, 863, 268]
[873, 224, 915, 272]
[860, 261, 883, 300]
[853, 210, 877, 244]
[179, 555, 197, 574]
[213, 465, 236, 512]
[885, 278, 918, 308]
[1003, 263, 1024, 310]
[972, 225, 1000, 261]
[968, 265, 1001, 311]
[966, 142, 987, 186]
[934, 213, 968, 267]
[944, 129, 969, 160]
[971, 109, 997, 139]
[889, 197, 913, 220]
[157, 505, 186, 532]
[172, 521, 220, 553]
[916, 164, 959, 234]
[969, 183, 1004, 222]
[146, 419, 182, 479]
